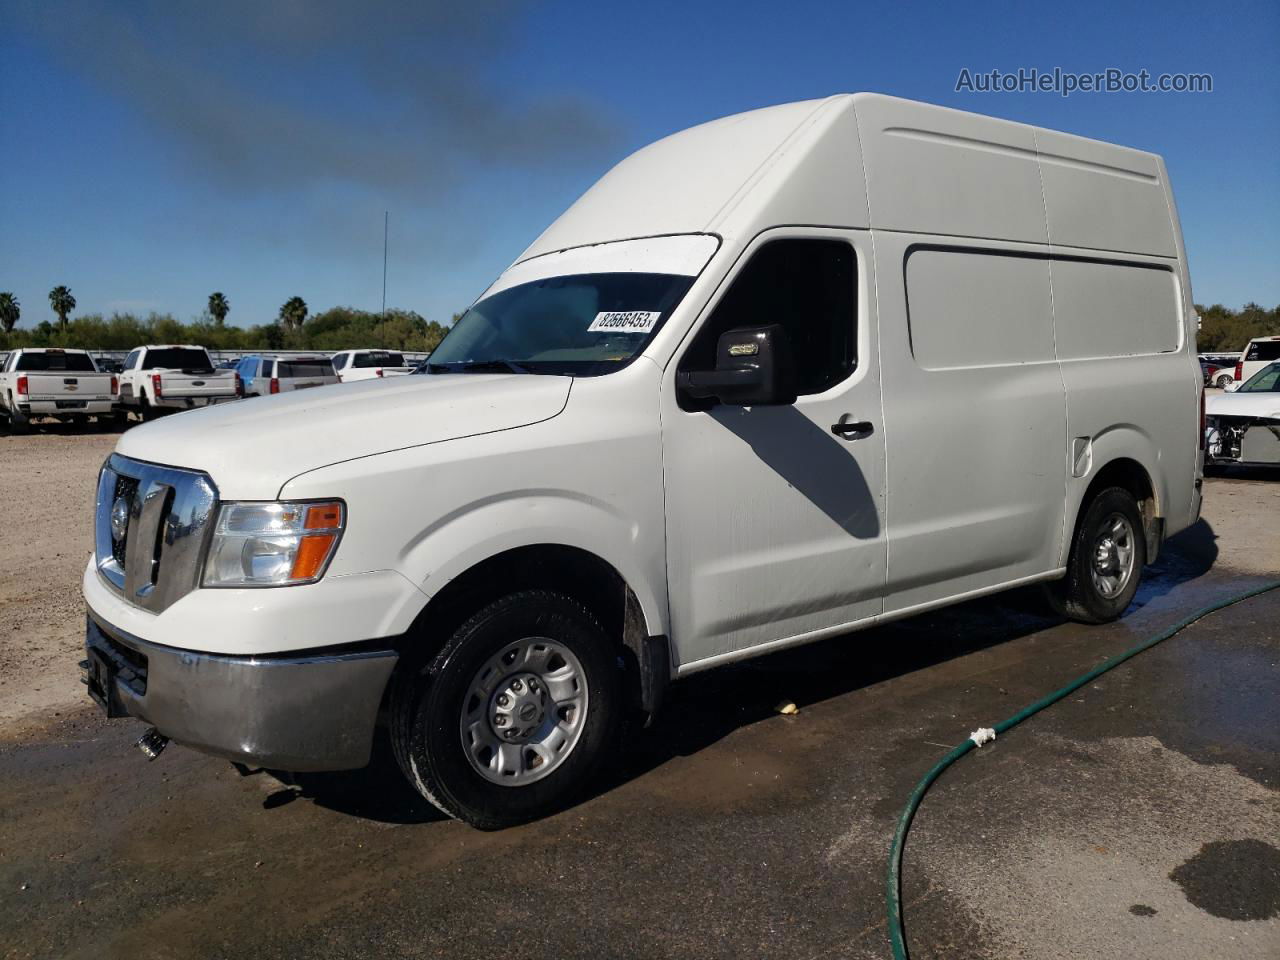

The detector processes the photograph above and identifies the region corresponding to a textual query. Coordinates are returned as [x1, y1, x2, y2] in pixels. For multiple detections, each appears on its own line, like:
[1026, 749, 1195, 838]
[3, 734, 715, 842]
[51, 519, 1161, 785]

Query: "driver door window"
[679, 238, 856, 408]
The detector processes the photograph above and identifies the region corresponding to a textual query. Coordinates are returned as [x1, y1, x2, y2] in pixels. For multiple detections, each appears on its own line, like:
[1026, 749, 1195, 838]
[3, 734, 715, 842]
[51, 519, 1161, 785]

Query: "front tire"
[1045, 487, 1147, 623]
[391, 590, 622, 829]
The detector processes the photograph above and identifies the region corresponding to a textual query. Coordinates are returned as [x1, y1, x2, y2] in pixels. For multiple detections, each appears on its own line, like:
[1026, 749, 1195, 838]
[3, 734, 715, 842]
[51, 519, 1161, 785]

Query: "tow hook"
[136, 727, 169, 761]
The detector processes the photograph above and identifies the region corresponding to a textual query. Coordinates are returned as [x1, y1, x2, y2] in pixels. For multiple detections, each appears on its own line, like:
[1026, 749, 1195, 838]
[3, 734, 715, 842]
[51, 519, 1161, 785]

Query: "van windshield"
[428, 272, 695, 377]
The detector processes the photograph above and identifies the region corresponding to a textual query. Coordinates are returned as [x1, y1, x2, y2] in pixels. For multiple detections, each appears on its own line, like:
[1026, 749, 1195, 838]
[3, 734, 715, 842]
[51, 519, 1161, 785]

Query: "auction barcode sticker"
[587, 311, 662, 333]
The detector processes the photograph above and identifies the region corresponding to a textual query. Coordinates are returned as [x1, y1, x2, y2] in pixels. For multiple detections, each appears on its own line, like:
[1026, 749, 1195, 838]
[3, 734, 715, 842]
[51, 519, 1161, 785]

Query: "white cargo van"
[82, 94, 1202, 828]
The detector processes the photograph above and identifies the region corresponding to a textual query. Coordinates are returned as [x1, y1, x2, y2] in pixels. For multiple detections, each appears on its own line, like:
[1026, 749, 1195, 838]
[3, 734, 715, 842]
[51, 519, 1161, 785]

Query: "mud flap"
[621, 589, 670, 727]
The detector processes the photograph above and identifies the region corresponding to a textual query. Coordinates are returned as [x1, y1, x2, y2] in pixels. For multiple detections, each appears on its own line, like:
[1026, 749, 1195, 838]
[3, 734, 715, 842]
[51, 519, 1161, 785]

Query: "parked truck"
[82, 94, 1203, 828]
[0, 348, 118, 430]
[330, 349, 414, 383]
[117, 345, 239, 419]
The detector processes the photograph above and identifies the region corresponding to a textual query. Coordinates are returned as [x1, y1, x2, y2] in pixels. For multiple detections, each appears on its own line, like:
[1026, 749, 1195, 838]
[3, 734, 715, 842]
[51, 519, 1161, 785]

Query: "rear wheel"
[1045, 486, 1146, 623]
[1215, 373, 1234, 389]
[8, 401, 30, 434]
[391, 590, 622, 829]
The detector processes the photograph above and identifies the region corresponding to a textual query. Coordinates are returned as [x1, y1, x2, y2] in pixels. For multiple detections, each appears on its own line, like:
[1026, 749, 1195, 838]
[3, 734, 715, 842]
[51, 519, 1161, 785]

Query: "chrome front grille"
[94, 454, 219, 613]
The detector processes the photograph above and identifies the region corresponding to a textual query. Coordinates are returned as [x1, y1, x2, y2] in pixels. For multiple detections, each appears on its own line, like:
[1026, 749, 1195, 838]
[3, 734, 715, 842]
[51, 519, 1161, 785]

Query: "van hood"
[1206, 392, 1280, 421]
[115, 373, 573, 499]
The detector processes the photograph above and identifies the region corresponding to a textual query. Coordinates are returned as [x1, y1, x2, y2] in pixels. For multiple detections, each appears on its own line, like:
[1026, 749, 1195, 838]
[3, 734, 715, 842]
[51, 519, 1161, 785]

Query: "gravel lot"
[0, 425, 119, 730]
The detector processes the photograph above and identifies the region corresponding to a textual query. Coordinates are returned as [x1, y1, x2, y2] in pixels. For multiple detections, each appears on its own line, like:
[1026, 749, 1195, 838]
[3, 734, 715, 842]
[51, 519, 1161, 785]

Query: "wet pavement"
[2, 517, 1278, 959]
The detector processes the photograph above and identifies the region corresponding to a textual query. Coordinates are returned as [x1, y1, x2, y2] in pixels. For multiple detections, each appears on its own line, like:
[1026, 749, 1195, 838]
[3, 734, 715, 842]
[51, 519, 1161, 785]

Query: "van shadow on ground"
[282, 519, 1218, 825]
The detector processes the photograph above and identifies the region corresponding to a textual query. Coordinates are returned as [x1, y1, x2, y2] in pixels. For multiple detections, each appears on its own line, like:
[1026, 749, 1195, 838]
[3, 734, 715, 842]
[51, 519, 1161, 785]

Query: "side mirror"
[1225, 381, 1240, 392]
[677, 324, 798, 407]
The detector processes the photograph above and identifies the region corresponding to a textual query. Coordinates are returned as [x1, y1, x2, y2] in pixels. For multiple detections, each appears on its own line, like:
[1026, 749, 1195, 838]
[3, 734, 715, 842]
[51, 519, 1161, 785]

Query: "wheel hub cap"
[1090, 513, 1136, 600]
[459, 637, 589, 786]
[490, 673, 547, 743]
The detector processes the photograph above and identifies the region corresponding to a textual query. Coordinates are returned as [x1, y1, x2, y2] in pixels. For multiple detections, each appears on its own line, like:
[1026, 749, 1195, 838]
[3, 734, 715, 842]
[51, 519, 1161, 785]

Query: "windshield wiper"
[426, 359, 532, 375]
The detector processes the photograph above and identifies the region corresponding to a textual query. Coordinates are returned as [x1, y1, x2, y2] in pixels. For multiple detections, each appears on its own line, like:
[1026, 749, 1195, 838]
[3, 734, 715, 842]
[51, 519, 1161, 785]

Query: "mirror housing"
[677, 324, 798, 407]
[1225, 381, 1240, 393]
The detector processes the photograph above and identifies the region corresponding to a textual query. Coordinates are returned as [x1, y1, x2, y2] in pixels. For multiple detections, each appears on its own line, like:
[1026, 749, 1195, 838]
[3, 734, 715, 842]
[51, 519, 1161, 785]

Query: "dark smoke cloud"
[8, 0, 621, 195]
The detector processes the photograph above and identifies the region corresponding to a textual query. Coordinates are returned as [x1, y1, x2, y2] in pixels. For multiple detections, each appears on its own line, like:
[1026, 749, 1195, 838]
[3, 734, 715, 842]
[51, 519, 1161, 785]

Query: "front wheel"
[391, 590, 622, 829]
[1045, 487, 1147, 623]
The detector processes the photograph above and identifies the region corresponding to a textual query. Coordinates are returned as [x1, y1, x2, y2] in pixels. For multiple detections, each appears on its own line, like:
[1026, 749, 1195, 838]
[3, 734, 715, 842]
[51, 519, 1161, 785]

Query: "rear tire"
[1045, 486, 1147, 624]
[9, 402, 30, 434]
[1215, 373, 1234, 389]
[391, 590, 622, 829]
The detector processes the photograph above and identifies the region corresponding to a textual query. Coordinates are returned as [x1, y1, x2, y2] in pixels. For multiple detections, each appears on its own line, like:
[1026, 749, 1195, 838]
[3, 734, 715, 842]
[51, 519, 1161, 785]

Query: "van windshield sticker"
[587, 311, 662, 334]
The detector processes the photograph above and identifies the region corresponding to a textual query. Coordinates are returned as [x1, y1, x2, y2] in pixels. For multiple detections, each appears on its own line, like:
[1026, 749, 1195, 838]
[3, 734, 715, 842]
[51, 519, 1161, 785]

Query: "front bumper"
[83, 609, 398, 771]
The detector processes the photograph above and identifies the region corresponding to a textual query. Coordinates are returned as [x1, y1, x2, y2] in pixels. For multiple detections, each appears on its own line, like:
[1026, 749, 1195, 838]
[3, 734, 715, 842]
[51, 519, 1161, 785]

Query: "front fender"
[404, 489, 669, 639]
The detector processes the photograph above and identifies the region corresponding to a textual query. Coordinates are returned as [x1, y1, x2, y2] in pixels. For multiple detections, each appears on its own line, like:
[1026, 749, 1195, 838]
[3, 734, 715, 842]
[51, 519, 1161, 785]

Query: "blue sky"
[2, 0, 1277, 330]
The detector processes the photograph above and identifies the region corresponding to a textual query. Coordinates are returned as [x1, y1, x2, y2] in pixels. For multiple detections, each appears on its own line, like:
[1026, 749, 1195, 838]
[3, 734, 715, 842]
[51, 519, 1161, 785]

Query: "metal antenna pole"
[381, 211, 388, 347]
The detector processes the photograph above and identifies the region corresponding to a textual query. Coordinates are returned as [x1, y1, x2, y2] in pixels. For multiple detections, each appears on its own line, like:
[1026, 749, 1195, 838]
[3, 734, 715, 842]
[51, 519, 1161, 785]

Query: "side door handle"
[831, 417, 874, 441]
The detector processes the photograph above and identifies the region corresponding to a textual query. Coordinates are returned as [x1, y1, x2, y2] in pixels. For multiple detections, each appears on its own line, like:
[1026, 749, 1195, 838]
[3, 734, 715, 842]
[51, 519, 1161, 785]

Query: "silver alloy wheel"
[459, 636, 589, 786]
[1090, 512, 1137, 599]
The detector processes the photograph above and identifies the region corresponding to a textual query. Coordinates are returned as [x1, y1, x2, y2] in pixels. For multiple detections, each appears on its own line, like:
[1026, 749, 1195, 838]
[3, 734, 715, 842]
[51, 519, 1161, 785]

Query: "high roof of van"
[519, 93, 1180, 265]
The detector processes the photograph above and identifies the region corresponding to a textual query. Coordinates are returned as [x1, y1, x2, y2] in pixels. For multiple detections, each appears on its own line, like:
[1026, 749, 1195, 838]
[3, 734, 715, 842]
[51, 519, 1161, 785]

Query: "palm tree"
[279, 296, 308, 331]
[0, 292, 19, 334]
[208, 291, 230, 326]
[48, 286, 76, 329]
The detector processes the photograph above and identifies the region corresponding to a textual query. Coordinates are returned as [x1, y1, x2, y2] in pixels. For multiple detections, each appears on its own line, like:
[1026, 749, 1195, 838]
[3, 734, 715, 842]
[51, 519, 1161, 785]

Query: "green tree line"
[1196, 302, 1280, 353]
[0, 306, 454, 354]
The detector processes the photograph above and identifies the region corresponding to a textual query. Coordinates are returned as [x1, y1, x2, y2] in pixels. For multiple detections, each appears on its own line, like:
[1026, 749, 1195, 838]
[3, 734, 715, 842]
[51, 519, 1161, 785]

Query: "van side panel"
[1035, 130, 1199, 545]
[876, 233, 1067, 610]
[1050, 251, 1198, 546]
[852, 94, 1047, 245]
[1033, 128, 1176, 258]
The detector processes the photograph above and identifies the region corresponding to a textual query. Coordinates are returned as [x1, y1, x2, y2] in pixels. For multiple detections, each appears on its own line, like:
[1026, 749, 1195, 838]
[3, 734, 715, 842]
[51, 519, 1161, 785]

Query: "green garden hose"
[885, 579, 1280, 960]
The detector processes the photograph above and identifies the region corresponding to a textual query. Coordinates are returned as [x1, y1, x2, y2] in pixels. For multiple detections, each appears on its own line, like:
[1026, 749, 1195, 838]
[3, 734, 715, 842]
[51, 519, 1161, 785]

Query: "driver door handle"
[831, 418, 874, 440]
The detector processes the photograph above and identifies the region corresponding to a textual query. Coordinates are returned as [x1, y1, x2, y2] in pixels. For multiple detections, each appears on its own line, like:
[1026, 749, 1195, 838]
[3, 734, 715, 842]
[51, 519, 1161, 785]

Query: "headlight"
[203, 500, 345, 587]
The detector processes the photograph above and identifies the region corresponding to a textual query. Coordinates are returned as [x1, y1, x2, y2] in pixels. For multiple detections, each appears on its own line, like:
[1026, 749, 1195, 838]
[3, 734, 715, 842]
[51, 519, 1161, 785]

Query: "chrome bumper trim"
[85, 609, 398, 771]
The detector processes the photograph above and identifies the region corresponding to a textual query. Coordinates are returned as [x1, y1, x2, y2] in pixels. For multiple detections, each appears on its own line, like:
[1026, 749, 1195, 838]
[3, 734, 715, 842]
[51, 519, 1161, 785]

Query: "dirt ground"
[0, 425, 119, 729]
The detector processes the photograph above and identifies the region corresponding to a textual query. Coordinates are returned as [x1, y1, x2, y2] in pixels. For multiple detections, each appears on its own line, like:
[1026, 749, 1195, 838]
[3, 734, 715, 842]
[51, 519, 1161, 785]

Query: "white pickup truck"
[118, 345, 239, 419]
[0, 348, 118, 430]
[82, 94, 1202, 829]
[330, 349, 414, 383]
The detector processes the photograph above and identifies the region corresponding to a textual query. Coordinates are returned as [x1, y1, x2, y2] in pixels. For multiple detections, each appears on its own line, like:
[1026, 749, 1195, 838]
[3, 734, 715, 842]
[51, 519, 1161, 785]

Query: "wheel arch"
[1070, 454, 1162, 563]
[397, 543, 670, 721]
